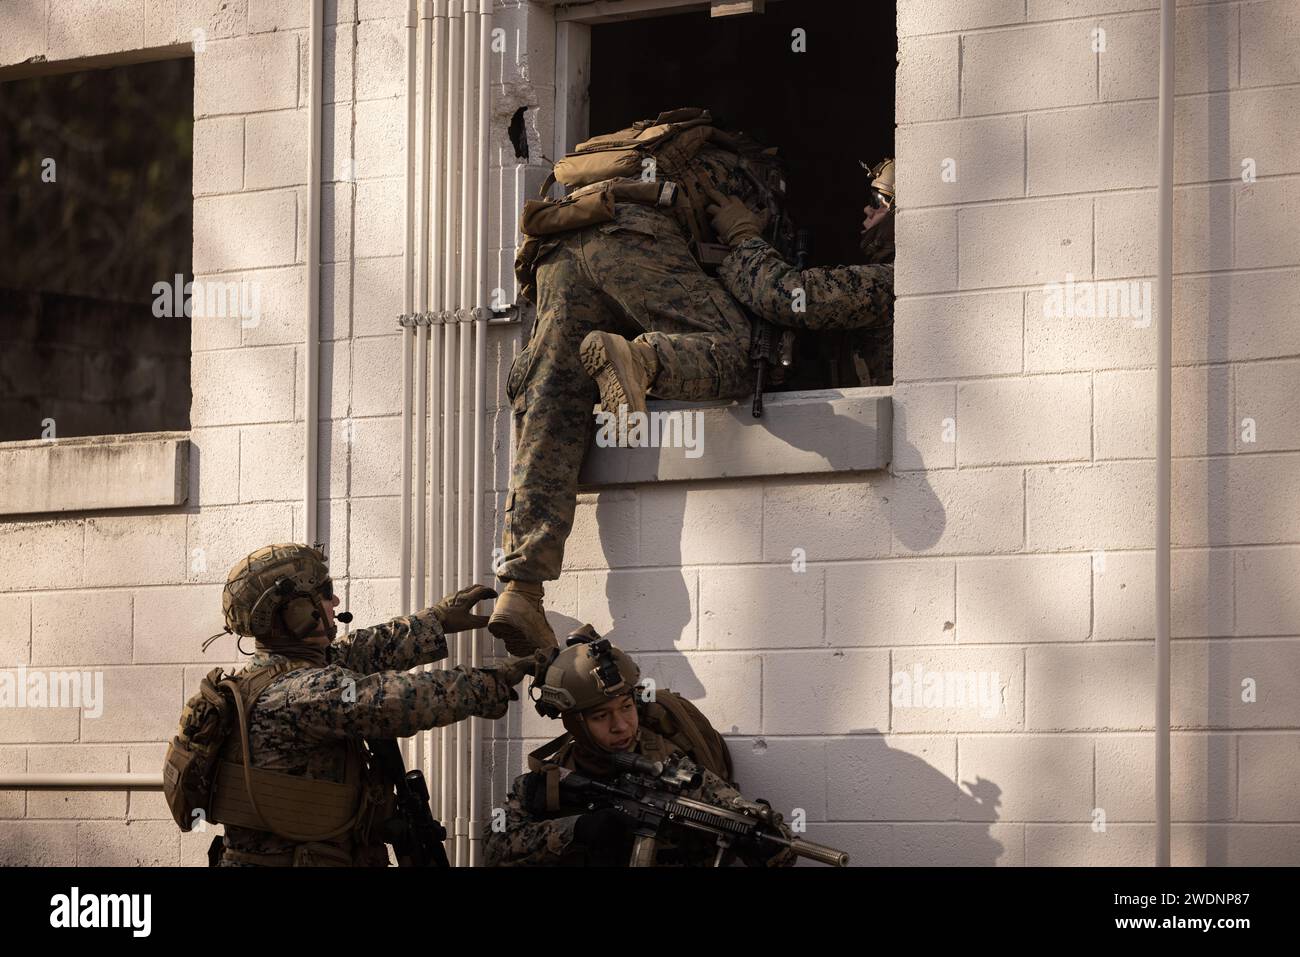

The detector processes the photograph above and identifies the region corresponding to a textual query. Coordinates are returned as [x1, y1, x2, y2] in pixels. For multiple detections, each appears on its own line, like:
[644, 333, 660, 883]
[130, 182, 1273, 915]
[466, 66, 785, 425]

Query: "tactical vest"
[526, 689, 734, 813]
[515, 107, 791, 302]
[163, 658, 388, 866]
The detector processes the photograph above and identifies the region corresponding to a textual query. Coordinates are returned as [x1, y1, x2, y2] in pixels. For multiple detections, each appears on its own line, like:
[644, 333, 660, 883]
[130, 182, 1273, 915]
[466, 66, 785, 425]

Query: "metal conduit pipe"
[453, 0, 480, 866]
[439, 0, 464, 839]
[303, 0, 324, 545]
[468, 0, 492, 868]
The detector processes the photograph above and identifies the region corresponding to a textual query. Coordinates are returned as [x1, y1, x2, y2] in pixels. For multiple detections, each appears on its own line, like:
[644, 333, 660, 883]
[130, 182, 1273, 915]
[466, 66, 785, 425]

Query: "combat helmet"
[531, 625, 640, 719]
[858, 156, 896, 263]
[221, 543, 338, 643]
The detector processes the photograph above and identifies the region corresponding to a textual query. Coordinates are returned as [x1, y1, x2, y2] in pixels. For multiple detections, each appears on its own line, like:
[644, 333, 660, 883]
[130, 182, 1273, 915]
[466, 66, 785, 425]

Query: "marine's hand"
[430, 583, 498, 634]
[705, 185, 768, 247]
[491, 650, 550, 688]
[573, 807, 637, 849]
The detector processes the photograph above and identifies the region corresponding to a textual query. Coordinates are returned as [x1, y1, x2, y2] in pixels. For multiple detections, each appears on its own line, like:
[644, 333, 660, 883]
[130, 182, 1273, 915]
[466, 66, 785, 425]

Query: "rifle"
[561, 751, 848, 867]
[748, 227, 808, 418]
[367, 738, 450, 867]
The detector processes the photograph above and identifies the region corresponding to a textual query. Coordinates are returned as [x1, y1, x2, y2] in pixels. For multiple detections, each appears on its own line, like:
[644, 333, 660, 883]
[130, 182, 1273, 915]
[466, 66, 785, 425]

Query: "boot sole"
[581, 333, 648, 418]
[488, 615, 555, 657]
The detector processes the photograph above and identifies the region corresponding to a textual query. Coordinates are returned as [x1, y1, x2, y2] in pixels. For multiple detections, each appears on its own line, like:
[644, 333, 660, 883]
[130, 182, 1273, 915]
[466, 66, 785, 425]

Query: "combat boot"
[580, 332, 660, 418]
[487, 581, 558, 656]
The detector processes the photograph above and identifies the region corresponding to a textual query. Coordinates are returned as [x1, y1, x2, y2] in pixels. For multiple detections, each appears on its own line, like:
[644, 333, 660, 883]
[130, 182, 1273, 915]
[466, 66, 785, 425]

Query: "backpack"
[515, 107, 794, 302]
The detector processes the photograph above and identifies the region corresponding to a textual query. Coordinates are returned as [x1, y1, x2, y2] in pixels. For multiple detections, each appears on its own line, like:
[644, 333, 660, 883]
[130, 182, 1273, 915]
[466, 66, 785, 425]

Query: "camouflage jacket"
[219, 610, 514, 865]
[484, 734, 790, 867]
[718, 235, 894, 332]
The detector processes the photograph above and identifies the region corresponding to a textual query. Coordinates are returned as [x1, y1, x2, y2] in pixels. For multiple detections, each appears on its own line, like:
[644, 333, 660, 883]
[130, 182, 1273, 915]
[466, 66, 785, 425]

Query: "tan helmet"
[531, 625, 640, 719]
[222, 543, 335, 641]
[861, 157, 896, 205]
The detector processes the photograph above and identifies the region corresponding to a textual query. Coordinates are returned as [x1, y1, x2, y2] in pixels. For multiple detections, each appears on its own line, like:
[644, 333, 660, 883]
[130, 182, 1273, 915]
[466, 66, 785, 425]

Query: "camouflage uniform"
[218, 609, 514, 866]
[501, 200, 753, 583]
[718, 235, 895, 383]
[485, 732, 752, 867]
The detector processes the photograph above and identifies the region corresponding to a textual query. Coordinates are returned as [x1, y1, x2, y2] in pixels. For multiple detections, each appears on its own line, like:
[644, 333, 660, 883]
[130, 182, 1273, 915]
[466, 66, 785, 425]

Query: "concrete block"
[133, 584, 226, 664]
[354, 95, 405, 180]
[1028, 102, 1157, 197]
[636, 651, 761, 735]
[958, 554, 1091, 644]
[185, 503, 295, 583]
[1094, 366, 1234, 459]
[353, 177, 405, 258]
[1026, 824, 1155, 865]
[762, 650, 890, 734]
[1173, 453, 1300, 547]
[959, 198, 1093, 289]
[1173, 270, 1300, 366]
[354, 17, 404, 99]
[1237, 178, 1300, 270]
[891, 646, 1024, 732]
[1095, 184, 1232, 279]
[891, 468, 1025, 556]
[896, 34, 959, 123]
[1096, 732, 1235, 822]
[349, 495, 402, 578]
[728, 736, 827, 822]
[48, 0, 142, 60]
[699, 565, 823, 650]
[1237, 359, 1300, 453]
[1100, 5, 1238, 100]
[0, 0, 46, 67]
[0, 748, 24, 818]
[1027, 462, 1156, 550]
[193, 190, 298, 273]
[826, 735, 958, 821]
[825, 560, 955, 647]
[1241, 0, 1300, 87]
[245, 110, 308, 189]
[894, 293, 1023, 382]
[84, 514, 188, 587]
[193, 117, 244, 195]
[575, 568, 697, 653]
[565, 490, 638, 569]
[0, 823, 78, 866]
[0, 519, 84, 592]
[189, 427, 241, 507]
[894, 822, 1024, 866]
[78, 820, 180, 866]
[350, 336, 403, 416]
[1025, 283, 1157, 372]
[1239, 733, 1300, 821]
[178, 0, 248, 41]
[1173, 823, 1300, 866]
[1026, 643, 1153, 730]
[897, 115, 1024, 207]
[1172, 639, 1300, 729]
[958, 735, 1093, 820]
[191, 346, 296, 426]
[347, 415, 403, 497]
[195, 31, 298, 117]
[80, 665, 182, 742]
[957, 374, 1092, 466]
[31, 591, 131, 666]
[1177, 88, 1300, 184]
[763, 478, 892, 562]
[961, 21, 1097, 116]
[639, 484, 762, 566]
[27, 745, 127, 819]
[899, 0, 1025, 36]
[0, 595, 31, 667]
[891, 384, 957, 471]
[894, 207, 958, 295]
[1236, 547, 1300, 636]
[1093, 548, 1233, 641]
[352, 257, 405, 337]
[239, 423, 306, 502]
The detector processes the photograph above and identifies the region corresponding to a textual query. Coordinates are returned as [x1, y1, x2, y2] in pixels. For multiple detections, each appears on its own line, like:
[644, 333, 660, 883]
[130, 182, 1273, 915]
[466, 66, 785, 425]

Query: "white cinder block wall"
[1, 0, 1297, 866]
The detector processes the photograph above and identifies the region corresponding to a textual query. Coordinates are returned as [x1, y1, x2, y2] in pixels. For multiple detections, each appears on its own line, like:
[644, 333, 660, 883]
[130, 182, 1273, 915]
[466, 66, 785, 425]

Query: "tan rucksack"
[515, 107, 793, 302]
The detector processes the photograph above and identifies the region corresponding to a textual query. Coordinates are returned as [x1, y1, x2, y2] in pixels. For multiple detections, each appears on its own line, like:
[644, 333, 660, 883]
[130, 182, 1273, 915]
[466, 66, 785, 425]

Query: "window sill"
[0, 432, 190, 516]
[577, 387, 891, 488]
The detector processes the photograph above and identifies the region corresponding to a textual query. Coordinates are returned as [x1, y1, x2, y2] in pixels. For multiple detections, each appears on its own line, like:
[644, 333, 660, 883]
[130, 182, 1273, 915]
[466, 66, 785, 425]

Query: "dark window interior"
[0, 57, 194, 442]
[589, 0, 896, 389]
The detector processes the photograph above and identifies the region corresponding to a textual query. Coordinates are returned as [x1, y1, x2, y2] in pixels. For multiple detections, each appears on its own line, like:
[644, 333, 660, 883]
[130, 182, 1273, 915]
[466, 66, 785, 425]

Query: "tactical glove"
[430, 583, 497, 634]
[705, 185, 768, 247]
[490, 650, 550, 688]
[573, 807, 637, 852]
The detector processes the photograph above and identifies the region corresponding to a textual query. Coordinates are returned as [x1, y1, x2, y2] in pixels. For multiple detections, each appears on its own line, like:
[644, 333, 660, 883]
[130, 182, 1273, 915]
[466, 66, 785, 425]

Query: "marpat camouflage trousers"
[499, 202, 752, 582]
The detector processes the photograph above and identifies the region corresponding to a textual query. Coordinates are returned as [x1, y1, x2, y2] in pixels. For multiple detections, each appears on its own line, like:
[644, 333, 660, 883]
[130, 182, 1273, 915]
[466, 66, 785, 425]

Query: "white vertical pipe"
[454, 0, 480, 867]
[468, 1, 492, 869]
[399, 0, 417, 618]
[440, 0, 464, 847]
[415, 0, 434, 616]
[1155, 0, 1174, 868]
[399, 0, 419, 769]
[304, 0, 323, 546]
[428, 0, 449, 820]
